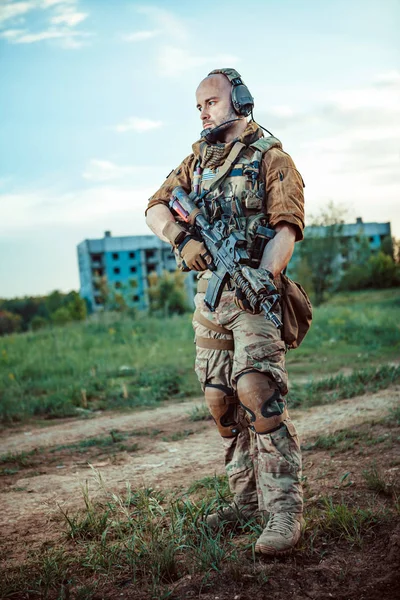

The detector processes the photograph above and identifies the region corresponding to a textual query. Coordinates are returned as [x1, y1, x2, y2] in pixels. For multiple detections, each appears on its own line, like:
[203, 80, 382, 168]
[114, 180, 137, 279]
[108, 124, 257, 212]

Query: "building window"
[92, 268, 104, 276]
[112, 253, 119, 260]
[129, 279, 137, 288]
[132, 295, 140, 302]
[113, 267, 120, 274]
[130, 266, 136, 273]
[145, 249, 156, 259]
[115, 281, 121, 289]
[94, 297, 104, 305]
[129, 252, 135, 259]
[147, 264, 156, 273]
[91, 253, 102, 262]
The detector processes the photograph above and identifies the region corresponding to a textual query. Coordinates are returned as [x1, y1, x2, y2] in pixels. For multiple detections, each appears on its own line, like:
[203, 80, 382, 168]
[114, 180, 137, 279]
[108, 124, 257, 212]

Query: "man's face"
[196, 74, 237, 137]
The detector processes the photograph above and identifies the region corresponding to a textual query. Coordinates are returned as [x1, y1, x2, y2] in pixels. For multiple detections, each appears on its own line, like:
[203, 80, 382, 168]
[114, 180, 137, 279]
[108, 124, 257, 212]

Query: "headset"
[208, 68, 254, 117]
[201, 68, 273, 141]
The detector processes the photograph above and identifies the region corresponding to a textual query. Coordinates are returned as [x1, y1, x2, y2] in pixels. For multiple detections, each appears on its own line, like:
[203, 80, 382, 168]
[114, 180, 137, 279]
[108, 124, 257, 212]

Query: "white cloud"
[253, 71, 400, 236]
[82, 159, 153, 182]
[0, 1, 34, 24]
[0, 184, 153, 233]
[113, 117, 163, 133]
[158, 45, 239, 78]
[121, 29, 160, 42]
[50, 11, 87, 27]
[0, 27, 27, 39]
[1, 27, 91, 46]
[0, 0, 90, 48]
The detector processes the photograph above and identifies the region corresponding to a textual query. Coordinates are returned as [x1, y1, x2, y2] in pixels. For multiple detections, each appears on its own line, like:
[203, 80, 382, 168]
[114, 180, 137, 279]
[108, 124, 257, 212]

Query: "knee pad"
[204, 384, 247, 438]
[237, 371, 288, 434]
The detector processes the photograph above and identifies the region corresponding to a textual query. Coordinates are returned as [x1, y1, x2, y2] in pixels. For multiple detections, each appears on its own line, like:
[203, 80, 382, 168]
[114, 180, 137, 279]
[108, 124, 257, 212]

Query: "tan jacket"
[146, 121, 305, 241]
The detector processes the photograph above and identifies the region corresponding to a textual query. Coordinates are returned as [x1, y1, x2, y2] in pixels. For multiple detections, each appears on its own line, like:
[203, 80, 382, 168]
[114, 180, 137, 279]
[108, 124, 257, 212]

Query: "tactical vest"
[193, 135, 282, 265]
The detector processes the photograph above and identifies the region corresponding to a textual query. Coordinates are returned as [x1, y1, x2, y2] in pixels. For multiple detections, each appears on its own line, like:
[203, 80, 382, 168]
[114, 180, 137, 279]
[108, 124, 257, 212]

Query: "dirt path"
[1, 387, 399, 542]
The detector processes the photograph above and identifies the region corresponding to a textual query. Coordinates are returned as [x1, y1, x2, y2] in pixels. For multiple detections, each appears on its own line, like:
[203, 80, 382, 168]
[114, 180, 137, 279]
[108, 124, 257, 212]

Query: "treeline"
[0, 272, 190, 337]
[0, 291, 87, 336]
[290, 204, 400, 305]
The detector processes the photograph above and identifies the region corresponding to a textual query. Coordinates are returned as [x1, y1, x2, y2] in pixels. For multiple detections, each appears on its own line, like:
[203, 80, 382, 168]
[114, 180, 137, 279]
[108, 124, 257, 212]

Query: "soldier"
[145, 69, 305, 556]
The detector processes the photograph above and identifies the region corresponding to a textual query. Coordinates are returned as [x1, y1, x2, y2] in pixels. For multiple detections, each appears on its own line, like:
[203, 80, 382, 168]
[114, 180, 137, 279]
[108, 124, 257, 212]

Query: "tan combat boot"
[206, 502, 259, 530]
[255, 512, 303, 556]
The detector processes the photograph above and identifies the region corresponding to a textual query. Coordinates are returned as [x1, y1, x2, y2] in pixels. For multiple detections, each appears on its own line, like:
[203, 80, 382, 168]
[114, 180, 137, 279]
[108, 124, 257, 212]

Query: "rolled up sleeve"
[261, 148, 305, 241]
[145, 154, 196, 216]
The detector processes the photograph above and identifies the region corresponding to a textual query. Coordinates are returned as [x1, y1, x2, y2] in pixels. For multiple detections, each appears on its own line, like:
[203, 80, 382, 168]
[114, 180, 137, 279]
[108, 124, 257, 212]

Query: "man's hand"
[179, 236, 211, 271]
[234, 268, 276, 313]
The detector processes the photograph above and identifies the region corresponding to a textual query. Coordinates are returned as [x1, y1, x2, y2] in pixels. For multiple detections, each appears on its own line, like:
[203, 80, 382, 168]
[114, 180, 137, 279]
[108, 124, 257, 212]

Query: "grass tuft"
[187, 404, 212, 422]
[288, 364, 400, 408]
[362, 463, 391, 495]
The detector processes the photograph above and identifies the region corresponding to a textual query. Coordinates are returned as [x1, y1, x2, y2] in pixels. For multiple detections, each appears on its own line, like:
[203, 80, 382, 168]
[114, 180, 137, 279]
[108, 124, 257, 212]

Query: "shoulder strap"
[201, 142, 246, 193]
[250, 136, 282, 153]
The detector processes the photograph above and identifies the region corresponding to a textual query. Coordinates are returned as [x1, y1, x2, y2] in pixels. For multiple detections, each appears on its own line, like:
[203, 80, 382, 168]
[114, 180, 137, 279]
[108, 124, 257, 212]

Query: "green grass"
[0, 448, 38, 467]
[0, 288, 399, 424]
[162, 429, 194, 442]
[286, 288, 400, 376]
[1, 469, 394, 599]
[305, 496, 382, 547]
[288, 364, 400, 408]
[362, 463, 391, 495]
[187, 404, 212, 422]
[302, 429, 367, 452]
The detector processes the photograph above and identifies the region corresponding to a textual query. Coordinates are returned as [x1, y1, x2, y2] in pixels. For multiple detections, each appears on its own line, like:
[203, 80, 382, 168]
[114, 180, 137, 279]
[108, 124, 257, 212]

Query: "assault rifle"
[169, 186, 282, 329]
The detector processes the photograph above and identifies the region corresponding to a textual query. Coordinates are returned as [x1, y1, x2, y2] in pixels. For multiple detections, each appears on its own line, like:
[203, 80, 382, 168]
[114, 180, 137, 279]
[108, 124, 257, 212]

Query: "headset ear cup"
[207, 68, 254, 116]
[231, 84, 254, 116]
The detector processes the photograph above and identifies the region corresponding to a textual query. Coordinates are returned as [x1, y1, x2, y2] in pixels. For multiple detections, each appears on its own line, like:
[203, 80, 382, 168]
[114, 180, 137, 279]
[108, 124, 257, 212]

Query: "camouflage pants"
[193, 290, 303, 514]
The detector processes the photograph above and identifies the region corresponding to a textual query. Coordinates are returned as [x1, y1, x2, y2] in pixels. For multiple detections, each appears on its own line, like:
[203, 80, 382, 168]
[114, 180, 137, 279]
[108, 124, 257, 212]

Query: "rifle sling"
[193, 309, 231, 335]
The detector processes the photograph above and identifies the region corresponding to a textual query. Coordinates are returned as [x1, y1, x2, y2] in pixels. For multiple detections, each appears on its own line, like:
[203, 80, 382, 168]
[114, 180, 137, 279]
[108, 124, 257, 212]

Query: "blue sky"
[1, 0, 399, 297]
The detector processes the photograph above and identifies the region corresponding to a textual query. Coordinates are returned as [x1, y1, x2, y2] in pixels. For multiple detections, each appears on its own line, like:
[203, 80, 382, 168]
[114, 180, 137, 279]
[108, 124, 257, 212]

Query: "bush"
[340, 252, 400, 290]
[52, 307, 72, 325]
[0, 310, 22, 335]
[30, 316, 48, 331]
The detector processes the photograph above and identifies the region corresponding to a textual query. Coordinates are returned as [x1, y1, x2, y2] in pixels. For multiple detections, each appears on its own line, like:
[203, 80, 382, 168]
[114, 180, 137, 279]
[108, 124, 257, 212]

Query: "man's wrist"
[162, 221, 187, 247]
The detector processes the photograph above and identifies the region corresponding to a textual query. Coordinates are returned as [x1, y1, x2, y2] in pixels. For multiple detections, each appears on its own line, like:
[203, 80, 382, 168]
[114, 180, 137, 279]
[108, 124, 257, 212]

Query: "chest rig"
[192, 135, 282, 266]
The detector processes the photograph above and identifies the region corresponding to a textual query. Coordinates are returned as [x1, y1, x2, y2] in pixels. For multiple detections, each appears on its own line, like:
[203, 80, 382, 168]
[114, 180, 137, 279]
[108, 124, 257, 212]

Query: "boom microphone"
[200, 118, 242, 143]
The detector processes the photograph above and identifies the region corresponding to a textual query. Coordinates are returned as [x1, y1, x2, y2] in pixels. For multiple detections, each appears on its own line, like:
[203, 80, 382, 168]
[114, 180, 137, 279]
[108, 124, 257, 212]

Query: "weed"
[52, 431, 140, 454]
[188, 404, 212, 422]
[307, 496, 380, 546]
[289, 364, 400, 408]
[362, 463, 390, 495]
[188, 474, 230, 497]
[162, 430, 194, 442]
[387, 404, 400, 426]
[0, 448, 38, 467]
[302, 429, 367, 452]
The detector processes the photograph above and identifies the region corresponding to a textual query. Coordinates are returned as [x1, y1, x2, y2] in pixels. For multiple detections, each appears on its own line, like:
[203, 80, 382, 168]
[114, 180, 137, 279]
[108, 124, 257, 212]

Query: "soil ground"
[1, 387, 400, 600]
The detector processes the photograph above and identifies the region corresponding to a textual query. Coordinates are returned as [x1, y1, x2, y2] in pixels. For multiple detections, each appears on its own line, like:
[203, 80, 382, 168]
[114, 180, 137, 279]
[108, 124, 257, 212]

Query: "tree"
[65, 292, 87, 321]
[380, 235, 395, 260]
[0, 310, 22, 335]
[52, 307, 72, 325]
[148, 271, 189, 316]
[295, 202, 347, 305]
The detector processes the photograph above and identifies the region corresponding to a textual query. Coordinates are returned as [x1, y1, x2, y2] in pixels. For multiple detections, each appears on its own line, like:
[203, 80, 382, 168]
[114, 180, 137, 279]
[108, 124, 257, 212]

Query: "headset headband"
[208, 68, 254, 117]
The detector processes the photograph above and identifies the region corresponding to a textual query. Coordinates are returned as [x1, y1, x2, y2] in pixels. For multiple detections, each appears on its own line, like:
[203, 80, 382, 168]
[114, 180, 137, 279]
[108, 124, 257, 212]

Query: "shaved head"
[196, 73, 232, 100]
